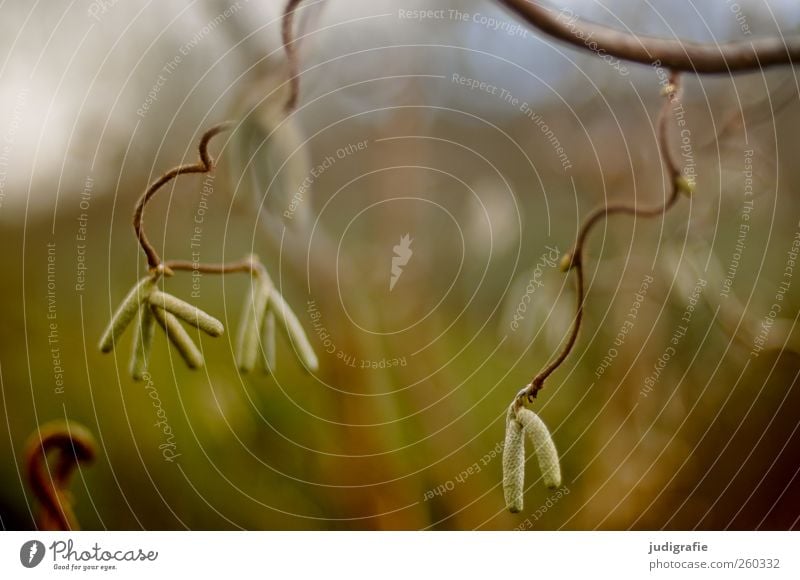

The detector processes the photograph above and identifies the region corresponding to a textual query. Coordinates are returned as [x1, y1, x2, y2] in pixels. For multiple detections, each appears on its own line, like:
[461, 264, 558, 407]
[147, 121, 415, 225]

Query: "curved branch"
[133, 121, 235, 271]
[498, 0, 799, 73]
[516, 72, 685, 406]
[282, 0, 304, 111]
[25, 421, 97, 531]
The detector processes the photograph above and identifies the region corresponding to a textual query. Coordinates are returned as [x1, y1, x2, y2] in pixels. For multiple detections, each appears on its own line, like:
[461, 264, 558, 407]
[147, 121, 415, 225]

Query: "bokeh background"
[1, 0, 800, 530]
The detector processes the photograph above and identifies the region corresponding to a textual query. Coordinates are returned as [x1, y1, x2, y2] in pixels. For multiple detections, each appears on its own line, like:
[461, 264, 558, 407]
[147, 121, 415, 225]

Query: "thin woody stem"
[146, 0, 306, 276]
[517, 72, 684, 406]
[498, 0, 798, 73]
[132, 124, 267, 281]
[133, 121, 235, 271]
[25, 422, 97, 531]
[282, 0, 304, 112]
[165, 257, 259, 275]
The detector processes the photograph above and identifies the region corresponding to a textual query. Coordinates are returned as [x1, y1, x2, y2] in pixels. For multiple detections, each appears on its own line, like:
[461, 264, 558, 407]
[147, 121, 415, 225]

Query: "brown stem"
[25, 421, 97, 531]
[165, 257, 257, 275]
[498, 0, 799, 73]
[133, 121, 235, 271]
[132, 1, 303, 277]
[282, 0, 304, 112]
[516, 72, 685, 406]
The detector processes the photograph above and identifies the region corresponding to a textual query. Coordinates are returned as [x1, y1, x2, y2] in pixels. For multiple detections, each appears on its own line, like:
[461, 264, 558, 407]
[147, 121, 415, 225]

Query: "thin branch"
[516, 72, 685, 407]
[133, 1, 308, 270]
[165, 257, 257, 275]
[25, 422, 97, 531]
[282, 0, 304, 112]
[498, 0, 798, 73]
[133, 121, 235, 271]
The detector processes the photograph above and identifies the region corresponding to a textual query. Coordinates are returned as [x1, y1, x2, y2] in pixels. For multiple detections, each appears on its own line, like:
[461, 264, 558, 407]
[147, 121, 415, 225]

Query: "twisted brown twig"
[498, 0, 799, 73]
[131, 123, 264, 276]
[282, 0, 304, 112]
[165, 257, 256, 275]
[133, 121, 236, 272]
[515, 71, 687, 408]
[135, 0, 306, 269]
[112, 116, 319, 377]
[25, 421, 97, 531]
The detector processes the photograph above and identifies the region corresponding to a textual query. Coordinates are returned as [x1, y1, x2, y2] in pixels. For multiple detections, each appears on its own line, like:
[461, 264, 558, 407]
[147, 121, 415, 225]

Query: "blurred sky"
[0, 0, 798, 215]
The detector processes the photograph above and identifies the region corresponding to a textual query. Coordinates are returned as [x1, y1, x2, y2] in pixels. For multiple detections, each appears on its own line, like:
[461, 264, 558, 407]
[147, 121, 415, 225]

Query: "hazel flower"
[99, 274, 224, 379]
[235, 257, 318, 374]
[502, 402, 562, 513]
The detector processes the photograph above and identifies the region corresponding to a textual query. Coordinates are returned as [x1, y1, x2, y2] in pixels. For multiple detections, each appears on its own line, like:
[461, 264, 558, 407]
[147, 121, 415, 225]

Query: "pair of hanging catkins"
[503, 403, 562, 513]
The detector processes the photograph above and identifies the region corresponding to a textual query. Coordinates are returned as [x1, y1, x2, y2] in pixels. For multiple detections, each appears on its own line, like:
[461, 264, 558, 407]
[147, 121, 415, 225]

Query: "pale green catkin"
[503, 405, 526, 513]
[129, 304, 156, 381]
[269, 290, 319, 372]
[235, 282, 257, 372]
[151, 306, 204, 369]
[262, 309, 277, 373]
[235, 277, 271, 372]
[516, 407, 562, 489]
[148, 291, 224, 337]
[98, 277, 156, 352]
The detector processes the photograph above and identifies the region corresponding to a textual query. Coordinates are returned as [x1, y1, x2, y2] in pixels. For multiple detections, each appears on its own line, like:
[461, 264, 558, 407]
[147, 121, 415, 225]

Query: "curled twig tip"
[25, 421, 97, 531]
[133, 122, 234, 271]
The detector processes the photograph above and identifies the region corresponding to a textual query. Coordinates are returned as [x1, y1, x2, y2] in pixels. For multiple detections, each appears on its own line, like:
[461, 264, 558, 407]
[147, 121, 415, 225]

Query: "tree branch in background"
[498, 0, 798, 73]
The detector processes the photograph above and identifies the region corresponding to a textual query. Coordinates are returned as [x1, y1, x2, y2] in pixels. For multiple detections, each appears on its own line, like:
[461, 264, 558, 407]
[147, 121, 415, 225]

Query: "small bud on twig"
[559, 253, 574, 272]
[675, 174, 695, 197]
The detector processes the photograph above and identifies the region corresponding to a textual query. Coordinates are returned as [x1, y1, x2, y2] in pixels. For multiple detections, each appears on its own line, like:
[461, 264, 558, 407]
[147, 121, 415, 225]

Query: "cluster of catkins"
[99, 257, 317, 379]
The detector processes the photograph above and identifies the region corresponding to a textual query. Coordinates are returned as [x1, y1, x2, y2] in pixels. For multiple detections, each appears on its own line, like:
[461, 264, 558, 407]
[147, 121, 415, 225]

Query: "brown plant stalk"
[133, 121, 236, 273]
[498, 0, 799, 73]
[134, 0, 306, 274]
[25, 421, 97, 531]
[515, 71, 686, 408]
[132, 124, 264, 277]
[282, 0, 304, 112]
